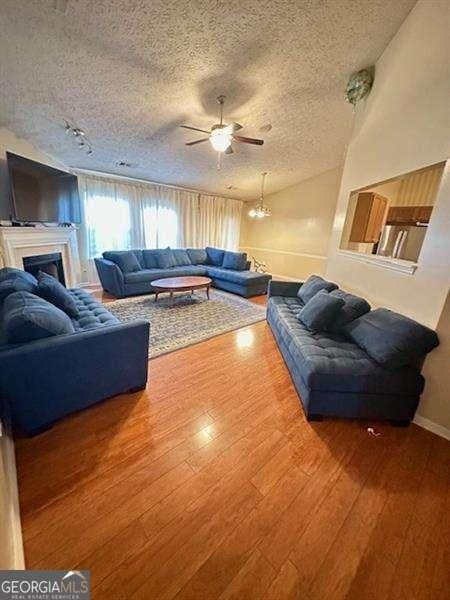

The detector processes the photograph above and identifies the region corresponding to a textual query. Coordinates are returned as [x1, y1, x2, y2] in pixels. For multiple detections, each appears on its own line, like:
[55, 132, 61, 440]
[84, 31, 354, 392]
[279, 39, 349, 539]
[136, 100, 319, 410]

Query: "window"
[143, 203, 178, 249]
[85, 194, 132, 257]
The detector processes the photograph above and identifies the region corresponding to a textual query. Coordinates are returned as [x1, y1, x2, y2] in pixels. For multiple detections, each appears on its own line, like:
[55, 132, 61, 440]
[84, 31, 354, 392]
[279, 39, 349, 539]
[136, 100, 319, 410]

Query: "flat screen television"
[6, 152, 81, 223]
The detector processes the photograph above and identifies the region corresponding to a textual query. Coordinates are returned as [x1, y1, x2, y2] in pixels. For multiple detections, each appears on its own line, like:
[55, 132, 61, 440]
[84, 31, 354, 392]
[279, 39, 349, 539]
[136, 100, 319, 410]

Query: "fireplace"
[23, 252, 66, 286]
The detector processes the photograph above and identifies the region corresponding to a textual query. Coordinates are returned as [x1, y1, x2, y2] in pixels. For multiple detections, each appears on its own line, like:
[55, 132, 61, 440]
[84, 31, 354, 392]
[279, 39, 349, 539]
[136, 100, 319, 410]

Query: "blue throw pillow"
[0, 275, 38, 303]
[297, 275, 338, 304]
[0, 267, 38, 285]
[344, 308, 439, 370]
[327, 289, 371, 332]
[3, 291, 75, 344]
[37, 272, 79, 318]
[206, 247, 225, 266]
[102, 251, 141, 273]
[297, 290, 345, 332]
[155, 247, 177, 269]
[222, 251, 247, 271]
[142, 249, 159, 269]
[172, 249, 192, 266]
[187, 248, 208, 265]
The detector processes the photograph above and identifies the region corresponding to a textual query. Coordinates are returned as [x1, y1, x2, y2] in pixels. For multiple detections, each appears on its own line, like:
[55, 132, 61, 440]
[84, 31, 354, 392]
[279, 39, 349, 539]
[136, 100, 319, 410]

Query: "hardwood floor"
[15, 292, 450, 599]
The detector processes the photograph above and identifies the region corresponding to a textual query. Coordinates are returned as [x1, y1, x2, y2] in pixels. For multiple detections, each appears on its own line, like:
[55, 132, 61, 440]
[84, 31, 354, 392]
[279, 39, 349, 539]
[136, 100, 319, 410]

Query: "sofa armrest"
[95, 258, 125, 297]
[268, 280, 303, 298]
[0, 320, 150, 434]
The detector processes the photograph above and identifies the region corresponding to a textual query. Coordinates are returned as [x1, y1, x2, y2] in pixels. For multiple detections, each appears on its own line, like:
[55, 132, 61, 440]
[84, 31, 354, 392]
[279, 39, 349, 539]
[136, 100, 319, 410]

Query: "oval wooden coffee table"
[151, 276, 212, 307]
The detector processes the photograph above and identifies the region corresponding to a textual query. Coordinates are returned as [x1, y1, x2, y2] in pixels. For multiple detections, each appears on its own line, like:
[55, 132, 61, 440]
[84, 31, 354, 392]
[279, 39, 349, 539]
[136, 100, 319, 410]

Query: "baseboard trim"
[413, 414, 450, 441]
[0, 422, 25, 569]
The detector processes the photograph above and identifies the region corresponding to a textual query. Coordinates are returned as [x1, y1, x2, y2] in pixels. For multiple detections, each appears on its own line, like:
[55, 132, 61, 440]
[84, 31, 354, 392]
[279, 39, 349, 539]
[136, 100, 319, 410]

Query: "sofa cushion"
[268, 296, 424, 396]
[154, 248, 177, 269]
[123, 265, 208, 284]
[37, 272, 79, 317]
[187, 248, 208, 265]
[206, 247, 225, 266]
[297, 275, 338, 304]
[102, 250, 141, 273]
[297, 290, 345, 332]
[173, 265, 208, 276]
[0, 267, 38, 285]
[103, 249, 144, 269]
[206, 266, 271, 285]
[172, 249, 192, 266]
[69, 288, 119, 331]
[142, 249, 159, 269]
[344, 308, 439, 370]
[3, 291, 75, 344]
[222, 250, 247, 271]
[0, 275, 38, 303]
[328, 289, 371, 332]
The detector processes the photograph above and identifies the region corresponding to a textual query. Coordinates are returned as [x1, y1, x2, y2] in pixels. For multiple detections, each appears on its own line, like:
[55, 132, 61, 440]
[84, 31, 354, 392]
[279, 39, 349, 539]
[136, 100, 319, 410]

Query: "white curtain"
[76, 173, 242, 283]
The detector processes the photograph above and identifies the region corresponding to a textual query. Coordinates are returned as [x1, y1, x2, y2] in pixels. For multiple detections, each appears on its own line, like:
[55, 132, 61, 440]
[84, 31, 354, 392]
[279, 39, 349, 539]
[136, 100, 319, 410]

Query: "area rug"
[107, 289, 267, 358]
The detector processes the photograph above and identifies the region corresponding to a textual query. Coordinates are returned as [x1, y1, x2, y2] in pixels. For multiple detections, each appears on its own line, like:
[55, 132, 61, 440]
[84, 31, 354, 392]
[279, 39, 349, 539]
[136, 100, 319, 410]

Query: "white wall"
[326, 0, 450, 432]
[0, 128, 66, 221]
[240, 167, 341, 280]
[326, 0, 450, 327]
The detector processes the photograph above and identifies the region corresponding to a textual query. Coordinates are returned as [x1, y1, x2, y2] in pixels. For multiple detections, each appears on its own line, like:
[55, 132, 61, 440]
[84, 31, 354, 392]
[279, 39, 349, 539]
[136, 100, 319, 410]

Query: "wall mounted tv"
[6, 152, 81, 223]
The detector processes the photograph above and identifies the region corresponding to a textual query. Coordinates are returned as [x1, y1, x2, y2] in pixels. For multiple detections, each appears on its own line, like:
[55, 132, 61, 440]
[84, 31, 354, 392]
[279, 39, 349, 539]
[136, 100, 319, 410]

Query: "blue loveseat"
[95, 247, 272, 298]
[0, 268, 149, 435]
[267, 277, 439, 424]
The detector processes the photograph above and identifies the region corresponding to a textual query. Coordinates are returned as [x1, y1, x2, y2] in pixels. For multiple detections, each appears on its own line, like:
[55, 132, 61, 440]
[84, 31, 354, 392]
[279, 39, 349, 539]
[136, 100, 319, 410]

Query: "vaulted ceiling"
[0, 0, 415, 199]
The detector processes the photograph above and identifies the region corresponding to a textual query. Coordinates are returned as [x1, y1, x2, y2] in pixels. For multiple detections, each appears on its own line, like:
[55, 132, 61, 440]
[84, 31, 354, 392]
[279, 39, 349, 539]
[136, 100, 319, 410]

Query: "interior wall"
[420, 291, 450, 433]
[240, 166, 341, 280]
[325, 0, 450, 433]
[0, 128, 66, 221]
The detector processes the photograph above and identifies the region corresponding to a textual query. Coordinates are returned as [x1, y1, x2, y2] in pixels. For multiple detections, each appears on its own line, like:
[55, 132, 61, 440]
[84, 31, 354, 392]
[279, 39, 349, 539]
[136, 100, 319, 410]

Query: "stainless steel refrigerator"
[377, 224, 427, 262]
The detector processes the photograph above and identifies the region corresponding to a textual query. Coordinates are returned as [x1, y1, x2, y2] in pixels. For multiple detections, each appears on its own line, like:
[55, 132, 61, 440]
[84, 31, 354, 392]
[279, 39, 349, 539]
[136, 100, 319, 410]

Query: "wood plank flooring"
[15, 292, 450, 599]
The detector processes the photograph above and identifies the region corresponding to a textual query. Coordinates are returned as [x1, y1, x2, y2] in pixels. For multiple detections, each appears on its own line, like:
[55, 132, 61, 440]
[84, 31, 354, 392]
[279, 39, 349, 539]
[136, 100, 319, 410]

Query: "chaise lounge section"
[95, 247, 271, 298]
[267, 276, 439, 424]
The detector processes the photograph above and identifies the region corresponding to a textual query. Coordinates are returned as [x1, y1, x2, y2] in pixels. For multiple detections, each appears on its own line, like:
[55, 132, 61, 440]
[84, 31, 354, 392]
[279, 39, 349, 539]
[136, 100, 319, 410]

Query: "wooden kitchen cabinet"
[386, 205, 433, 225]
[349, 192, 388, 243]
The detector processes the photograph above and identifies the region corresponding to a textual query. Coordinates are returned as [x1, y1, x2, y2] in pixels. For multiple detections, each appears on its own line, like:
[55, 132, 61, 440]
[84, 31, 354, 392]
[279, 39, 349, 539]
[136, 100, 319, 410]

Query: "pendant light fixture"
[248, 172, 271, 218]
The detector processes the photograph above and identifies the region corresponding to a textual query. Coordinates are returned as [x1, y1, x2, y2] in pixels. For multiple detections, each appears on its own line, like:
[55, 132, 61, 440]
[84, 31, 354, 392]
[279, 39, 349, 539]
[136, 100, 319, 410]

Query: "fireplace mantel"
[0, 226, 80, 287]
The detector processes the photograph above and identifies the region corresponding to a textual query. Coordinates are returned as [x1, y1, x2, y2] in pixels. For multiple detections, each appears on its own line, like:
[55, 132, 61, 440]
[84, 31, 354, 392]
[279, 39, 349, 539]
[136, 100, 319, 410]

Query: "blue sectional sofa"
[0, 268, 149, 435]
[95, 247, 272, 298]
[267, 276, 439, 424]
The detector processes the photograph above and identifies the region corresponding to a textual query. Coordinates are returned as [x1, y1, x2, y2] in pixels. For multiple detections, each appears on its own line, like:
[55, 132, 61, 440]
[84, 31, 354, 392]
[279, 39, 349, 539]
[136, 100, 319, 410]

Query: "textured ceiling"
[0, 0, 415, 199]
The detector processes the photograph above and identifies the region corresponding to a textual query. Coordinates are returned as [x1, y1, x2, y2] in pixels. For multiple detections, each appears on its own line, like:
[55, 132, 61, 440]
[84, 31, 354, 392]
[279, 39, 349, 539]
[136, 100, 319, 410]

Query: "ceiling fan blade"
[225, 145, 234, 154]
[233, 135, 264, 146]
[186, 138, 209, 146]
[231, 122, 243, 131]
[180, 125, 210, 134]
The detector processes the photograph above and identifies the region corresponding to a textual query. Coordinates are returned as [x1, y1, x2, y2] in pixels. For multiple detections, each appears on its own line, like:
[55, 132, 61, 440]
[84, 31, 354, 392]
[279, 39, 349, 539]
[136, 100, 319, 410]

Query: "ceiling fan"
[181, 95, 264, 154]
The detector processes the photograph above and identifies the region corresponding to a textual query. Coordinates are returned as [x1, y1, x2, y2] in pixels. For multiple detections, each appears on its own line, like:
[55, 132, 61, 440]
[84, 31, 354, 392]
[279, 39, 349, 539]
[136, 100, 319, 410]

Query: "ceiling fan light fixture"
[209, 127, 232, 153]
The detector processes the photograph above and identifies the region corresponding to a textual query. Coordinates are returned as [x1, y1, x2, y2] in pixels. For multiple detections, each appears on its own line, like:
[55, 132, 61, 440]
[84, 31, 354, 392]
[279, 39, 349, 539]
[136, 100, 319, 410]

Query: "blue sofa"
[267, 277, 439, 424]
[95, 247, 272, 298]
[0, 268, 149, 435]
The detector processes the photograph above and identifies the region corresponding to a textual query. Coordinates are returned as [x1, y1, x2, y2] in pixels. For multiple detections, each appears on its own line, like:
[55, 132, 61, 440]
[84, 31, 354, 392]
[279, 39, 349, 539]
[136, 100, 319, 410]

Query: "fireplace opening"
[23, 252, 66, 286]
